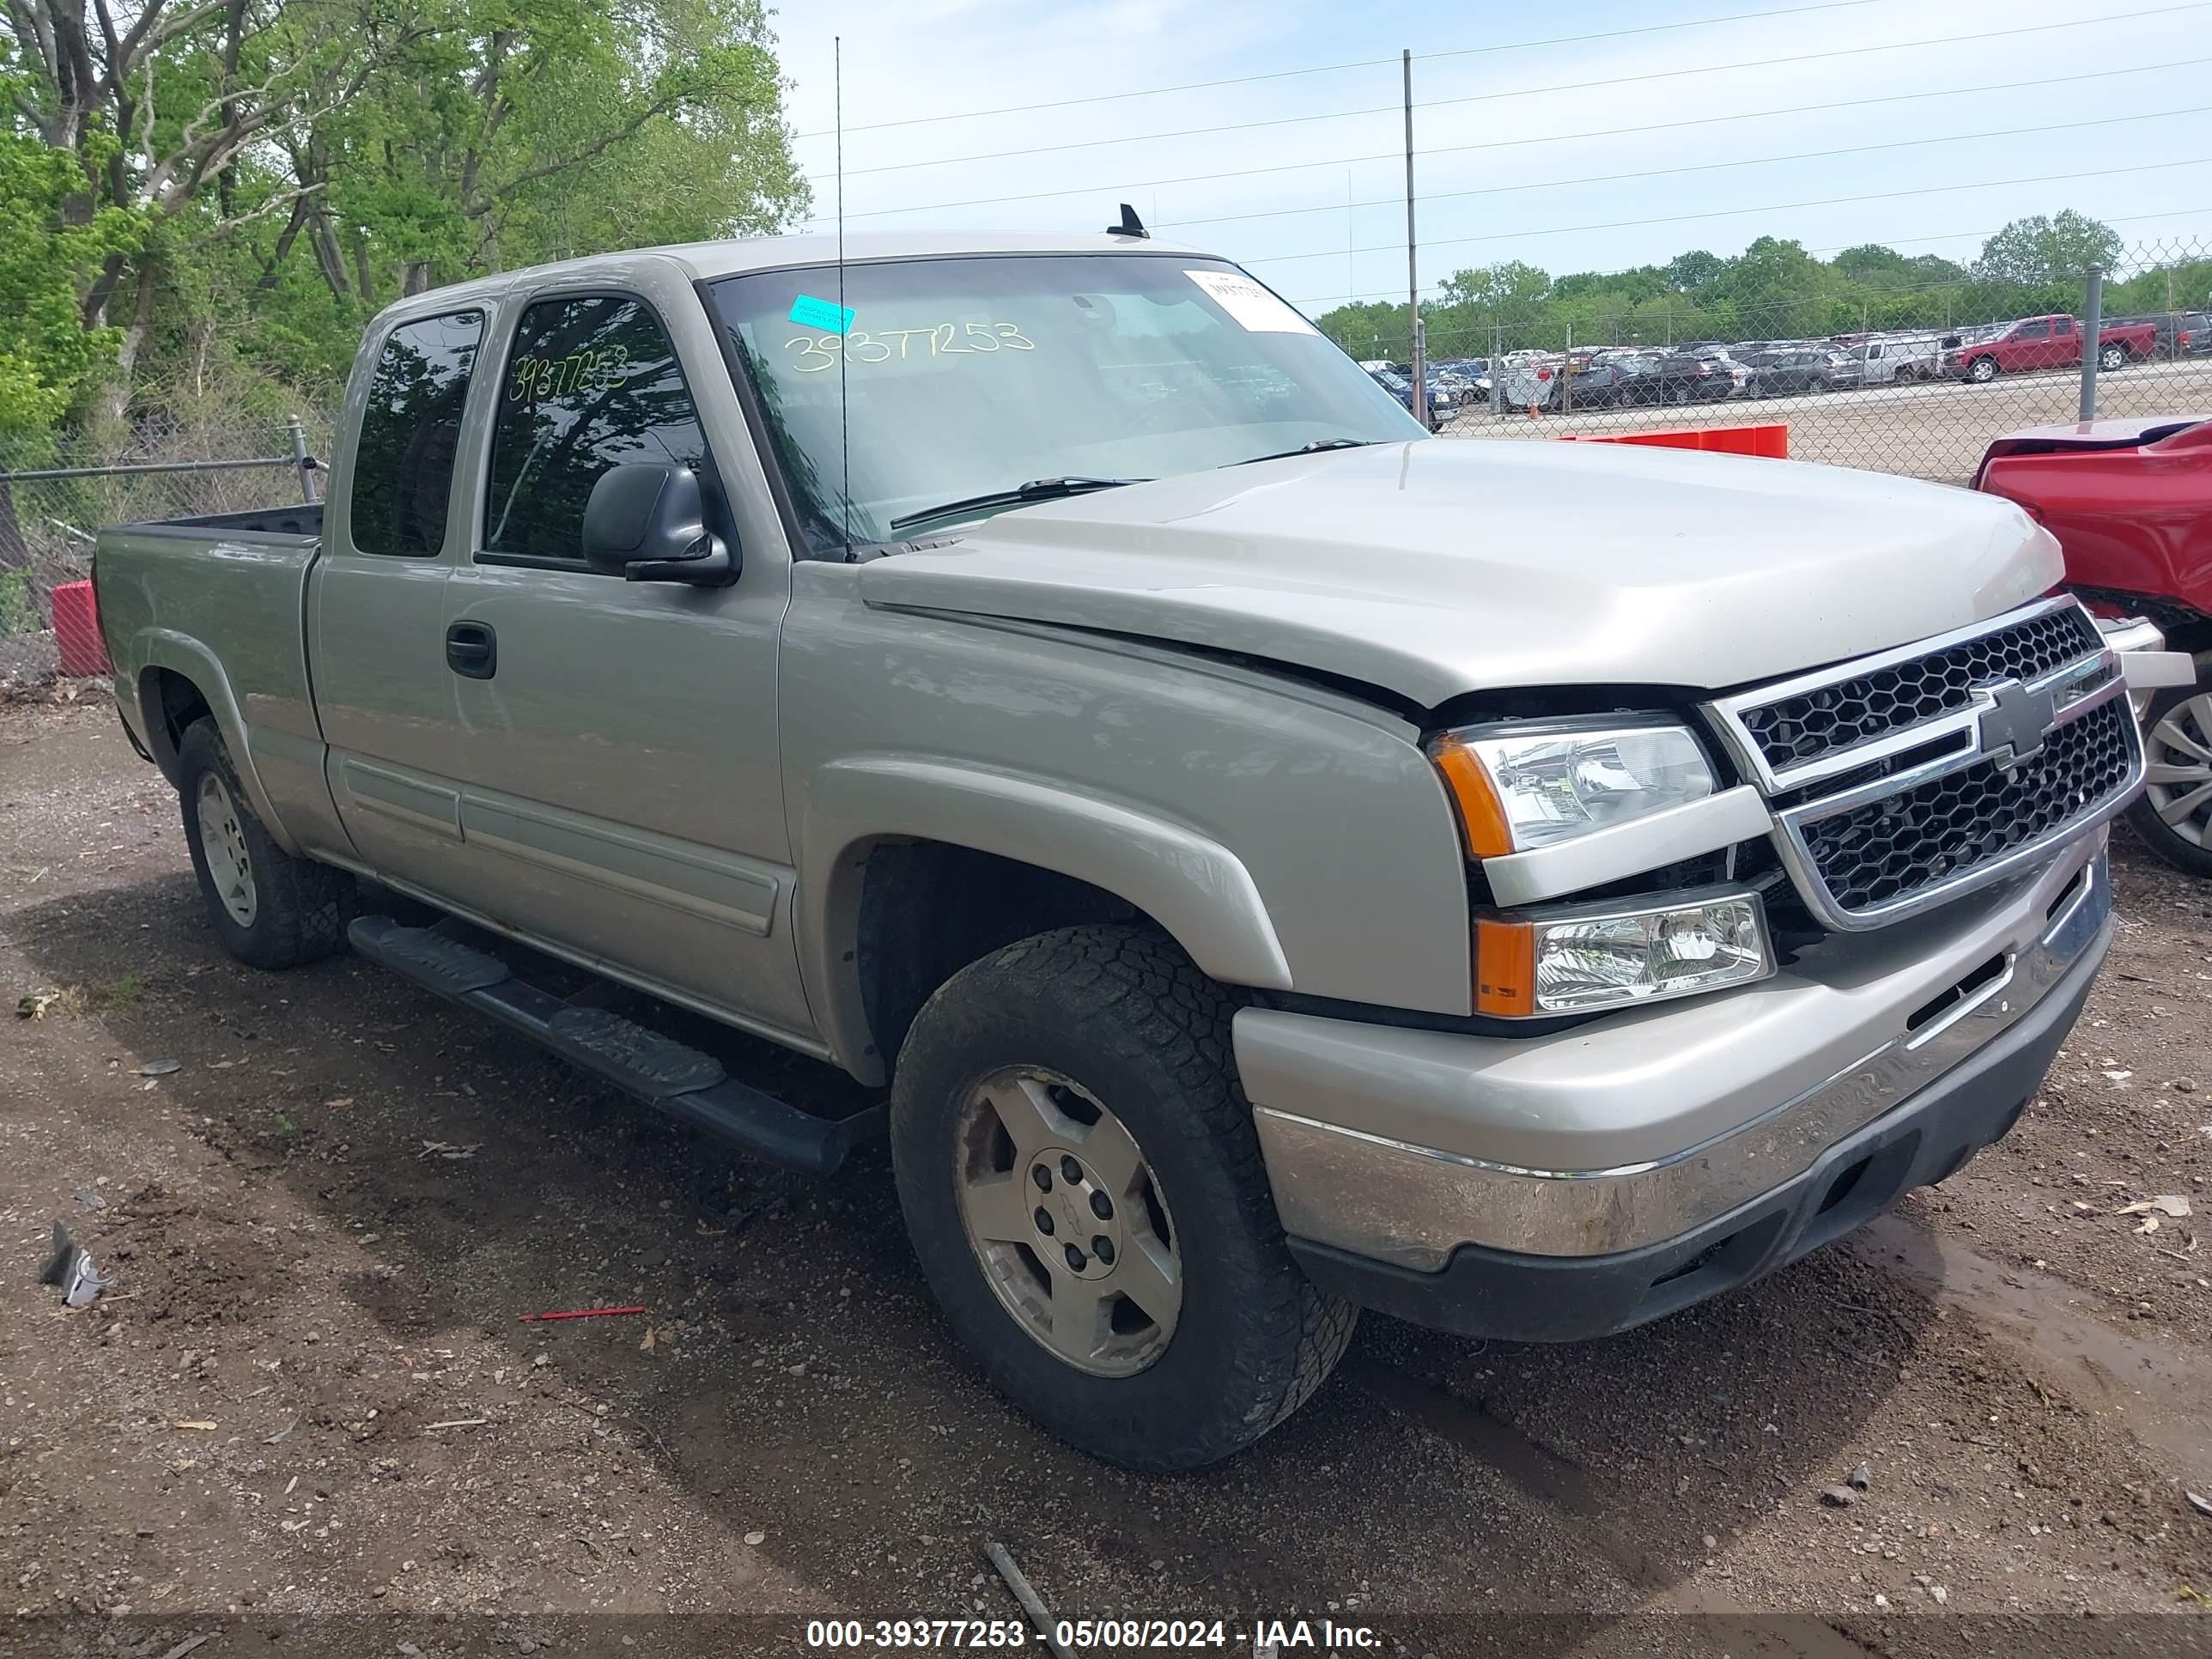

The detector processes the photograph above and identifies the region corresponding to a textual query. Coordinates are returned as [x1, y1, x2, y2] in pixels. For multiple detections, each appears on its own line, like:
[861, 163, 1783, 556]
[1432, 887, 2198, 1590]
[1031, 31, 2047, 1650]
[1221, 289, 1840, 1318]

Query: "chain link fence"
[1413, 238, 2212, 481]
[0, 416, 326, 690]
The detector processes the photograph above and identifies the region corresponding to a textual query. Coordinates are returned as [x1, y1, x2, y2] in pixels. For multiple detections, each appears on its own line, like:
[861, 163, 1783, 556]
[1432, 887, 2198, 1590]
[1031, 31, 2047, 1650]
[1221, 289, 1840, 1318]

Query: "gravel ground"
[3, 696, 2210, 1659]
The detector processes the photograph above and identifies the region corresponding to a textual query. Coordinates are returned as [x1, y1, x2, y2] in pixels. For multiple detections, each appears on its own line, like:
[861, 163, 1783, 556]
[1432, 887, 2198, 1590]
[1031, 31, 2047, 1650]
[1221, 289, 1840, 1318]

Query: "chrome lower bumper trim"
[1254, 849, 2109, 1268]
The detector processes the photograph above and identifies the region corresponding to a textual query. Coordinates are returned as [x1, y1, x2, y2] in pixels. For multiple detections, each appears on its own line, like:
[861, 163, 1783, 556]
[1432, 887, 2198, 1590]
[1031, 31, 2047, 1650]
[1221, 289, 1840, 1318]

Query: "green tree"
[0, 120, 126, 436]
[1972, 210, 2123, 286]
[1665, 250, 1723, 293]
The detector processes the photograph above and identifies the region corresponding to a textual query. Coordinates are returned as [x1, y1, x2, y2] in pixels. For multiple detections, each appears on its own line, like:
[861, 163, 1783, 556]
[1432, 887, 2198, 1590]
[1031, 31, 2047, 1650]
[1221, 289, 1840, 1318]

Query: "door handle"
[445, 621, 497, 679]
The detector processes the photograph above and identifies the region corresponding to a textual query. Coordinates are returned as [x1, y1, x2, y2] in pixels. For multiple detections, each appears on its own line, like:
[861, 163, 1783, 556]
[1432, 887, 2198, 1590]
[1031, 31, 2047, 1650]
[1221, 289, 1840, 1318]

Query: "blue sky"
[769, 0, 2212, 311]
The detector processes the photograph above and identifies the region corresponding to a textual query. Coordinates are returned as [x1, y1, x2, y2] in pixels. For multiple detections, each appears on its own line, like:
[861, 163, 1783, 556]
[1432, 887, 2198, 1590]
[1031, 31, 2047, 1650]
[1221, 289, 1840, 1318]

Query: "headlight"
[1476, 890, 1772, 1017]
[1429, 718, 1717, 856]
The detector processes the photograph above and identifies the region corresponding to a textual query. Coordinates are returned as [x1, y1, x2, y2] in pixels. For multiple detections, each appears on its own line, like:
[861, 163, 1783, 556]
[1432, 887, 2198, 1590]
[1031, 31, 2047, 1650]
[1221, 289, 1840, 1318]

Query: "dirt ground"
[3, 696, 2210, 1659]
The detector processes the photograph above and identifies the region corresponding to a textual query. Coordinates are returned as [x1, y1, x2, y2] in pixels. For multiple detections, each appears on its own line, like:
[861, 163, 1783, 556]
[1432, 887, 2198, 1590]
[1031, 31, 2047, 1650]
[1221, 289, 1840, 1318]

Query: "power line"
[791, 0, 1896, 140]
[802, 3, 2210, 185]
[800, 53, 2209, 228]
[1246, 155, 2212, 271]
[1154, 104, 2212, 233]
[1286, 205, 2212, 309]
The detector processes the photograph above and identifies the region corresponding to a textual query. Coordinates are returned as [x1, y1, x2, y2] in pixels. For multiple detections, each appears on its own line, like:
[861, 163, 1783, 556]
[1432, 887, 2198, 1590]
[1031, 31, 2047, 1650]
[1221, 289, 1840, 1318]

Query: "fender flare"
[131, 630, 303, 856]
[799, 755, 1293, 1083]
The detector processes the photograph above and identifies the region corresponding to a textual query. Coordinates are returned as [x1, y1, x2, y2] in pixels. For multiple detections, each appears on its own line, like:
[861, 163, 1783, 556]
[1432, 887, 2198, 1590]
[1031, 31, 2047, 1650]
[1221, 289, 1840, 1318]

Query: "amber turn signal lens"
[1474, 916, 1537, 1017]
[1429, 737, 1516, 859]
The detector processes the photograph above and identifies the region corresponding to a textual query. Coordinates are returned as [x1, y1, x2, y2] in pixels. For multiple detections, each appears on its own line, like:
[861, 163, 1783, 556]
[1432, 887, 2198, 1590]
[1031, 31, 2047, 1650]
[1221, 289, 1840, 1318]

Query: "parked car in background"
[1369, 366, 1457, 429]
[1649, 352, 1741, 404]
[1558, 359, 1648, 408]
[1974, 416, 2211, 875]
[2105, 313, 2212, 361]
[1737, 348, 1838, 397]
[1826, 335, 1942, 388]
[1944, 314, 2160, 382]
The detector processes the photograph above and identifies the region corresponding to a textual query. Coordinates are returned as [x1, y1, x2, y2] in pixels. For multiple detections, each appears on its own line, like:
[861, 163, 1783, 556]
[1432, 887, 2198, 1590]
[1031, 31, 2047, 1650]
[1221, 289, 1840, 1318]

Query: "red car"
[1946, 313, 2160, 383]
[1975, 416, 2212, 873]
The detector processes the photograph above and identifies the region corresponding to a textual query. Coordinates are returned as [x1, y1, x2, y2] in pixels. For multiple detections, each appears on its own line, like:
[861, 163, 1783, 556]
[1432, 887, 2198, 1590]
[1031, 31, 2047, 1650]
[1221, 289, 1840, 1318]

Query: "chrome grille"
[1705, 597, 2145, 931]
[1734, 605, 2103, 779]
[1793, 696, 2134, 915]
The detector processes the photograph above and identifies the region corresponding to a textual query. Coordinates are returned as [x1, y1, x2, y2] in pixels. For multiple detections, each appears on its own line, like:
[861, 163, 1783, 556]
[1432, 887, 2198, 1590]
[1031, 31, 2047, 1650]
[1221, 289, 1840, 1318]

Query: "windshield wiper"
[889, 476, 1149, 531]
[1226, 438, 1379, 468]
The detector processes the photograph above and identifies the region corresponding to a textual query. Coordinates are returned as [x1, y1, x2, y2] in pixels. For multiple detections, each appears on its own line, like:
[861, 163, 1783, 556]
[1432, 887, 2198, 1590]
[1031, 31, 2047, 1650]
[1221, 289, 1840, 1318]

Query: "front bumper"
[1242, 839, 2112, 1334]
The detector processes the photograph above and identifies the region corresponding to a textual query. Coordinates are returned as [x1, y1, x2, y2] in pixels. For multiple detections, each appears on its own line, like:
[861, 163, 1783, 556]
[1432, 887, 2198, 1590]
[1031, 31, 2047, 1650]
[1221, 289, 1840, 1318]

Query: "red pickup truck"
[1946, 313, 2160, 383]
[1975, 416, 2211, 873]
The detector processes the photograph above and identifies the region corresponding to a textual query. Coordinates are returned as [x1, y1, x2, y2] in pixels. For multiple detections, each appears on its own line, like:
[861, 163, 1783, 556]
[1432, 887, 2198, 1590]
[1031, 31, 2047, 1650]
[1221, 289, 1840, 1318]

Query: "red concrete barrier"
[1559, 423, 1790, 458]
[51, 579, 112, 677]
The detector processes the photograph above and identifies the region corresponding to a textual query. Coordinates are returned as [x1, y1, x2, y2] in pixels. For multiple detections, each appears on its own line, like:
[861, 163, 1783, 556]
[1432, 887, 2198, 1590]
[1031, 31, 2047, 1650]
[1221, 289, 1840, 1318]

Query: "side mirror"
[581, 464, 738, 586]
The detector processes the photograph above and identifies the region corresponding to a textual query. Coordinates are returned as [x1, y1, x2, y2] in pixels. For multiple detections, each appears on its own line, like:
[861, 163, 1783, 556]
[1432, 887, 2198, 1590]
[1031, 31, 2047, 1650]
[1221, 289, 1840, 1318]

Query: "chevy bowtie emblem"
[1978, 678, 2057, 769]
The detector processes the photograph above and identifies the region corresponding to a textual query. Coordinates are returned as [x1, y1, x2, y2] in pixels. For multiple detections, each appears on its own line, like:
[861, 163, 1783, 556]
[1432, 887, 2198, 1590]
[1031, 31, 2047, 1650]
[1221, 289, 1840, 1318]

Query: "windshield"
[708, 253, 1422, 551]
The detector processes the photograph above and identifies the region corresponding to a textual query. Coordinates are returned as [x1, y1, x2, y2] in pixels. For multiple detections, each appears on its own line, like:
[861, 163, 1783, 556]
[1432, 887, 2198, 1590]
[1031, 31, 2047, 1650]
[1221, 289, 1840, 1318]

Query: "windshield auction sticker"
[1183, 269, 1318, 335]
[789, 294, 857, 334]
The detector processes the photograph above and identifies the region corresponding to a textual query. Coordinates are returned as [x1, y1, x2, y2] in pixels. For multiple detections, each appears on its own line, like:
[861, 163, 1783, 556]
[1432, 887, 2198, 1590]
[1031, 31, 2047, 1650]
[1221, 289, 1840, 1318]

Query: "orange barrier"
[51, 580, 112, 677]
[1559, 423, 1789, 458]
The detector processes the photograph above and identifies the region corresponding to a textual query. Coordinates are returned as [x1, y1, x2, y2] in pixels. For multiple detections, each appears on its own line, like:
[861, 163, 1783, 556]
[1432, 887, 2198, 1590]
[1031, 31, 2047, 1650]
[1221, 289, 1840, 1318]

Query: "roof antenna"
[835, 35, 854, 560]
[1106, 203, 1149, 240]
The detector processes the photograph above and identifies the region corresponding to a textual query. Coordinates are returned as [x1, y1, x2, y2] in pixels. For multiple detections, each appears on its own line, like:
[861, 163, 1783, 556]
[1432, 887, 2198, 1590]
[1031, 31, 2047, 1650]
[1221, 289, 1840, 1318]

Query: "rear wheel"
[2128, 682, 2212, 878]
[2097, 343, 2126, 373]
[176, 718, 352, 969]
[890, 924, 1355, 1470]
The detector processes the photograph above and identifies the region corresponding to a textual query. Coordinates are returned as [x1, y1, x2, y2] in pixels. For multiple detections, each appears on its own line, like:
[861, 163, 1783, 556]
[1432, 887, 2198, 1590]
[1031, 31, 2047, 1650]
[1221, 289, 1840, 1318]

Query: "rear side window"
[349, 311, 483, 556]
[483, 295, 714, 565]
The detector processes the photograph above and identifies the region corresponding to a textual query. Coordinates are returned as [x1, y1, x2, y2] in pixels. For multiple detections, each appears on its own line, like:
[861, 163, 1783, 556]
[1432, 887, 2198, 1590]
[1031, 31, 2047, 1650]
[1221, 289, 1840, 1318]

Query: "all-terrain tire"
[176, 717, 353, 969]
[890, 923, 1356, 1470]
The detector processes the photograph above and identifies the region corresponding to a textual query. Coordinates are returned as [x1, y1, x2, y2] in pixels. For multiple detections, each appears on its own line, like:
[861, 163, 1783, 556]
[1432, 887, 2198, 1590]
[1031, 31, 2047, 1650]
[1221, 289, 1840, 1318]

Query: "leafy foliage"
[2, 0, 807, 446]
[1318, 210, 2195, 361]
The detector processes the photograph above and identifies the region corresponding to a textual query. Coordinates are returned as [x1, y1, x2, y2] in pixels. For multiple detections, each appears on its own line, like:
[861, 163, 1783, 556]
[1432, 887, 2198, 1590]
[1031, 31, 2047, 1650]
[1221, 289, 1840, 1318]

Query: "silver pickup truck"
[94, 230, 2178, 1471]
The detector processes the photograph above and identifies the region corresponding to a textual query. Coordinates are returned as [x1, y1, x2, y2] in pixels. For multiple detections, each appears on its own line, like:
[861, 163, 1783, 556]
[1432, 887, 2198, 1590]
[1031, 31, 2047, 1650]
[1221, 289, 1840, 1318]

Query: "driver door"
[435, 281, 811, 1042]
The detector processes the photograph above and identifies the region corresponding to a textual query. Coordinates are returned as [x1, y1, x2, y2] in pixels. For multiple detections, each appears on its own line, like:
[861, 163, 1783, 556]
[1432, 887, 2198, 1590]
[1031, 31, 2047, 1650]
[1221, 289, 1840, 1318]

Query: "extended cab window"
[349, 311, 483, 556]
[483, 295, 714, 565]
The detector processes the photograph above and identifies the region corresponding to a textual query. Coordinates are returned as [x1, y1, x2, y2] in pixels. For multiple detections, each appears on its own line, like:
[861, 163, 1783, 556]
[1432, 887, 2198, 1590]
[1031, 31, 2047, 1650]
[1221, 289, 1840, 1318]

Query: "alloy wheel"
[952, 1065, 1182, 1376]
[2146, 693, 2212, 849]
[196, 772, 258, 926]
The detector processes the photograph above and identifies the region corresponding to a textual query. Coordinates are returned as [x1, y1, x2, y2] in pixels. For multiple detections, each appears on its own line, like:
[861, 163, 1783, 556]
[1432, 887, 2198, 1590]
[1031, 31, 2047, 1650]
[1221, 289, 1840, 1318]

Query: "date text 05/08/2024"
[801, 1617, 1382, 1651]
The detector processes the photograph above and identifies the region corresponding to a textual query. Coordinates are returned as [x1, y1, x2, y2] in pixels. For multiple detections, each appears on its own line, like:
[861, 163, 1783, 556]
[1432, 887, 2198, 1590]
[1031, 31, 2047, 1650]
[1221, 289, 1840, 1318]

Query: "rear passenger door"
[435, 284, 812, 1043]
[311, 308, 485, 882]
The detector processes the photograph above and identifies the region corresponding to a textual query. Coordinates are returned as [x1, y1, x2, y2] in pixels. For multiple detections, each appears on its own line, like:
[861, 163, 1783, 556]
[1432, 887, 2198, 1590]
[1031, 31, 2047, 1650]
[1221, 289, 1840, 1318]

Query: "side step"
[348, 915, 878, 1176]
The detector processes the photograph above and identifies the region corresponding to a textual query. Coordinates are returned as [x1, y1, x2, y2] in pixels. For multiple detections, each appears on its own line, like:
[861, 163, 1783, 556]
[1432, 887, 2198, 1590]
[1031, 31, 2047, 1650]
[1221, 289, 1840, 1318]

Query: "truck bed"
[94, 501, 330, 855]
[112, 502, 324, 541]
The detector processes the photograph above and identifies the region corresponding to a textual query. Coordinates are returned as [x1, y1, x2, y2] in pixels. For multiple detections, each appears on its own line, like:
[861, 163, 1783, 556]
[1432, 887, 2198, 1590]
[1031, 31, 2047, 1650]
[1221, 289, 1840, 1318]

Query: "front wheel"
[1967, 356, 1999, 383]
[890, 924, 1355, 1470]
[2127, 681, 2212, 878]
[176, 718, 353, 969]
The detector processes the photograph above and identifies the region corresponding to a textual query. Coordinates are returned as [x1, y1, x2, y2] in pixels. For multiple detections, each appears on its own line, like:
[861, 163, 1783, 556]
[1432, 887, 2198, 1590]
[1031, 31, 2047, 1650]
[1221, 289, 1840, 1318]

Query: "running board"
[347, 915, 878, 1176]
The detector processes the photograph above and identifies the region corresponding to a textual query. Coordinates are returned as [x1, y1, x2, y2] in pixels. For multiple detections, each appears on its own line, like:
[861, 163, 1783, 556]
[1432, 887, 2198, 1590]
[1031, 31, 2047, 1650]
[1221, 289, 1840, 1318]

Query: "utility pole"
[1402, 49, 1425, 426]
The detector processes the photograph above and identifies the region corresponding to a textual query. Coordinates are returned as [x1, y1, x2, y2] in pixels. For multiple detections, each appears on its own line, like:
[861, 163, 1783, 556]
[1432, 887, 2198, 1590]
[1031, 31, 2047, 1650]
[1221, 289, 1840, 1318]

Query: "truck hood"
[857, 439, 2058, 708]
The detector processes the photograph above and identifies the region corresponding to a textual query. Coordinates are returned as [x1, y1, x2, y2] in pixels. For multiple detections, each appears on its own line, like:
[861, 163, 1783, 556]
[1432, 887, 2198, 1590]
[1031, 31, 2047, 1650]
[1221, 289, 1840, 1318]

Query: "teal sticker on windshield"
[789, 295, 855, 334]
